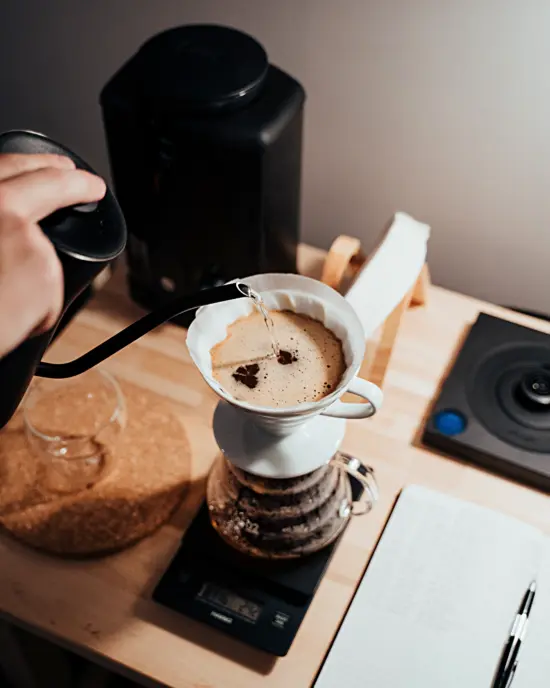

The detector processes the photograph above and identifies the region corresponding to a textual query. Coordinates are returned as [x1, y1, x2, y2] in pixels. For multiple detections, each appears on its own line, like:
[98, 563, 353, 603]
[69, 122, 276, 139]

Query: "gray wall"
[1, 0, 548, 312]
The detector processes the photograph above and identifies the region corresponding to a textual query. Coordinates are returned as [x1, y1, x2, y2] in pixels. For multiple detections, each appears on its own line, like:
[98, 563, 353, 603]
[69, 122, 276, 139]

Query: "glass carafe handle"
[330, 452, 378, 516]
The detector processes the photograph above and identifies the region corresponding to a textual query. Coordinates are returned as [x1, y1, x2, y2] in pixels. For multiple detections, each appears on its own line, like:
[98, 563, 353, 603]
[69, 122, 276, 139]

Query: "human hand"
[0, 153, 106, 358]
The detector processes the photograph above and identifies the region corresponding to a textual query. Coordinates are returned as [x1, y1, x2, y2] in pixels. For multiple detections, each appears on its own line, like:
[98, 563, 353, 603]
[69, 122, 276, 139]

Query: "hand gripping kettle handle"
[0, 129, 128, 430]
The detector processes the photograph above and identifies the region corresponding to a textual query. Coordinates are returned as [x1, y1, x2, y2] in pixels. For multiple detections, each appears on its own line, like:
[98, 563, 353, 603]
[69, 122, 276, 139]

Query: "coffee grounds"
[232, 351, 298, 389]
[232, 363, 260, 389]
[277, 349, 297, 365]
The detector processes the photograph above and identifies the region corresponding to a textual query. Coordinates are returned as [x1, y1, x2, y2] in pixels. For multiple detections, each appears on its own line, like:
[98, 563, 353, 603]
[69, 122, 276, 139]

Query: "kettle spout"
[36, 282, 250, 380]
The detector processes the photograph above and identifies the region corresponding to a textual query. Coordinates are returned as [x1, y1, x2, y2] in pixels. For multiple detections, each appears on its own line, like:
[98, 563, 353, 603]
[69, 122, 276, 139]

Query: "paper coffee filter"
[187, 274, 366, 413]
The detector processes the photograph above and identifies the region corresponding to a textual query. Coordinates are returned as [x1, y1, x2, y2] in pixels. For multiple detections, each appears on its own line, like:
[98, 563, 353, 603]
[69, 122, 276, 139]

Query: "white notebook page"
[315, 485, 546, 688]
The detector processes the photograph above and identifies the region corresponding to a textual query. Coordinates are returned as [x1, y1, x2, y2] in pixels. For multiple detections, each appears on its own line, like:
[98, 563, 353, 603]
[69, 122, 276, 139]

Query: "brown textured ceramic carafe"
[206, 452, 378, 559]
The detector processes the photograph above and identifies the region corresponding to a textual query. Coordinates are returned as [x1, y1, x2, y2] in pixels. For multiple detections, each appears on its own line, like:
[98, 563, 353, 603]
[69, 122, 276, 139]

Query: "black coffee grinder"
[101, 24, 306, 326]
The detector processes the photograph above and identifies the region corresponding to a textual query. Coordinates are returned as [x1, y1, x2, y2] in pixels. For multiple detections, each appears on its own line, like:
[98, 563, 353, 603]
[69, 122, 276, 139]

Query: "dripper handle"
[322, 378, 383, 419]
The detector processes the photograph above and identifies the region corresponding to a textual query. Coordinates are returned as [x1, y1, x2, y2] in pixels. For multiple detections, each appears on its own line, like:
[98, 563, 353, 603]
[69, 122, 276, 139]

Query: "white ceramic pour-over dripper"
[187, 274, 383, 436]
[187, 274, 383, 479]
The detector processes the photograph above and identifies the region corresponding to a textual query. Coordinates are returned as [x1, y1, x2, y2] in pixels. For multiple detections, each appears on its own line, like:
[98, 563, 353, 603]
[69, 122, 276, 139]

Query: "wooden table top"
[0, 244, 549, 688]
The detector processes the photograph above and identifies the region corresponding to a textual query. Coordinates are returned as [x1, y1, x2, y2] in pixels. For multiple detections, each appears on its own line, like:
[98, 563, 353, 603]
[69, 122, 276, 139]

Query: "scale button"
[433, 409, 467, 436]
[272, 611, 291, 629]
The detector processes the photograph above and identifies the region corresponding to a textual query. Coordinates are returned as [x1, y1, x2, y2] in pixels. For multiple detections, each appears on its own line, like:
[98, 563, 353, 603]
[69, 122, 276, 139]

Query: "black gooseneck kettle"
[0, 130, 247, 429]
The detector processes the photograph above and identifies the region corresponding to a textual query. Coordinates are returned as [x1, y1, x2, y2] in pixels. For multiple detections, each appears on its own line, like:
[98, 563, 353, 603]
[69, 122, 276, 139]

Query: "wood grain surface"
[0, 245, 549, 688]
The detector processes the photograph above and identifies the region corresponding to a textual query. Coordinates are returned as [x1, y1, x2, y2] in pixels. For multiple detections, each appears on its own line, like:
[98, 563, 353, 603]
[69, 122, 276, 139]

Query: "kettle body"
[0, 130, 246, 429]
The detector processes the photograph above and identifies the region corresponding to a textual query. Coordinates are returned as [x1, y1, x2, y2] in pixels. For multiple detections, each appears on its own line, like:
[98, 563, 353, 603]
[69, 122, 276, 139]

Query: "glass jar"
[23, 369, 126, 493]
[206, 452, 377, 559]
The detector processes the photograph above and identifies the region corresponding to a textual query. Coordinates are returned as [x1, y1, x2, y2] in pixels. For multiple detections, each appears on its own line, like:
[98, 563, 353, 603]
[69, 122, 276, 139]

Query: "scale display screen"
[197, 582, 263, 623]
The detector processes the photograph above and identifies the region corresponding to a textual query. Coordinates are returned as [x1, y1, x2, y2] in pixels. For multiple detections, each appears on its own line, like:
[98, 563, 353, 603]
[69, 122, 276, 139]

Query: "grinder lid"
[0, 130, 126, 262]
[137, 24, 269, 114]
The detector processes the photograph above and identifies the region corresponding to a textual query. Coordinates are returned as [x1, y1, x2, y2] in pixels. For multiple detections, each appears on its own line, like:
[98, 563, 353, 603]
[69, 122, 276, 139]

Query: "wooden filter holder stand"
[321, 233, 430, 390]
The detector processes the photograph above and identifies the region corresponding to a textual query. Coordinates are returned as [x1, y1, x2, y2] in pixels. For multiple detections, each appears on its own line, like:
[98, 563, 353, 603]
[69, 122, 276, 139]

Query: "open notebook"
[315, 485, 550, 688]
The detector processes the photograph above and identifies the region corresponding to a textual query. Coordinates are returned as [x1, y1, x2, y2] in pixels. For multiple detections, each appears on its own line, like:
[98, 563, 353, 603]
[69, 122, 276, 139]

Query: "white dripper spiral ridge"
[186, 273, 371, 436]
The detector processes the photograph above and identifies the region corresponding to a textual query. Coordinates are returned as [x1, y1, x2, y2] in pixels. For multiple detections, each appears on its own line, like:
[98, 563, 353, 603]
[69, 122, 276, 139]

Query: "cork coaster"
[0, 380, 191, 556]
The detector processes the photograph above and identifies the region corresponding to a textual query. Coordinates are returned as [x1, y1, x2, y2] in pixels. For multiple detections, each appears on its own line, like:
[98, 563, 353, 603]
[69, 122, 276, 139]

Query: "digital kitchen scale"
[153, 480, 362, 656]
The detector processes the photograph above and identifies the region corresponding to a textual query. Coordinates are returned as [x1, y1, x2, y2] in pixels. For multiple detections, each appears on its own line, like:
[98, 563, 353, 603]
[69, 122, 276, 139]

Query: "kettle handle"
[37, 283, 245, 379]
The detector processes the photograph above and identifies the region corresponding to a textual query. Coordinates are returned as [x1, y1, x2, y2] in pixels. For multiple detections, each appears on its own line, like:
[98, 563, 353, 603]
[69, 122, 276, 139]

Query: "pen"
[492, 580, 536, 688]
[504, 660, 518, 688]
